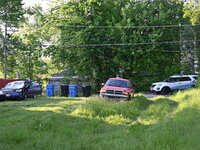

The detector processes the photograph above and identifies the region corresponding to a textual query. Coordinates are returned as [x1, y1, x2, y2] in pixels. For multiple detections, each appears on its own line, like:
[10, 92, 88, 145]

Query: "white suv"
[150, 75, 198, 95]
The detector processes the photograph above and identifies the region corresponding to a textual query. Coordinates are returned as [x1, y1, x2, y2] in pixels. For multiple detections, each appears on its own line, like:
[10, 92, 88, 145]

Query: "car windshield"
[5, 81, 25, 89]
[105, 79, 128, 88]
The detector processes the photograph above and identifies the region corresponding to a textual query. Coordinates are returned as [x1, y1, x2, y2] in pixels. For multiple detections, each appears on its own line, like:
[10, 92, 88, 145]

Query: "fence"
[0, 79, 18, 90]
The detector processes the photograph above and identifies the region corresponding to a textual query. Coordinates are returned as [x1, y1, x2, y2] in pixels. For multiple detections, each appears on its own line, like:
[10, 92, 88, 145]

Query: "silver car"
[150, 75, 198, 95]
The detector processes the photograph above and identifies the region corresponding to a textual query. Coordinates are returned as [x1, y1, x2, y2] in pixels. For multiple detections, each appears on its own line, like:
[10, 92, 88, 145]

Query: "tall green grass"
[71, 95, 178, 125]
[1, 89, 200, 149]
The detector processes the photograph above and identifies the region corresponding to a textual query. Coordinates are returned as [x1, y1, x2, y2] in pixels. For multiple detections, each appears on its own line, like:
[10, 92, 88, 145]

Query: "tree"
[183, 0, 200, 74]
[9, 6, 48, 79]
[42, 0, 189, 91]
[184, 0, 200, 24]
[0, 0, 24, 78]
[0, 0, 24, 22]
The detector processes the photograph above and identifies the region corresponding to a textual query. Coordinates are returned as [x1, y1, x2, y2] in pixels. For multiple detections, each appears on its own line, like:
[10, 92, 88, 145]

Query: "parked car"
[0, 90, 6, 102]
[150, 75, 198, 95]
[0, 80, 42, 100]
[100, 78, 135, 100]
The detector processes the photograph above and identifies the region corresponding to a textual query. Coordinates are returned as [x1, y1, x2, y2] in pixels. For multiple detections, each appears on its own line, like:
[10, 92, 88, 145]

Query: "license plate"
[6, 94, 10, 97]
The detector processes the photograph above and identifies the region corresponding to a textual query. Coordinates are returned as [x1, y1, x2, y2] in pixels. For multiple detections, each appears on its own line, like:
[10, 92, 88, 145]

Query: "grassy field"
[1, 89, 200, 150]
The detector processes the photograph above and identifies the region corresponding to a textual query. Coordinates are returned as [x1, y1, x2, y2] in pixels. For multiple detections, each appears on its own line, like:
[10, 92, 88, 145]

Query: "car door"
[178, 77, 193, 90]
[27, 82, 34, 96]
[168, 77, 181, 90]
[31, 82, 42, 95]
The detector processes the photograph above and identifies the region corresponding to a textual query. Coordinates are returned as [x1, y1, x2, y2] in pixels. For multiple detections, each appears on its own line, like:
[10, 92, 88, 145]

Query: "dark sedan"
[0, 80, 42, 100]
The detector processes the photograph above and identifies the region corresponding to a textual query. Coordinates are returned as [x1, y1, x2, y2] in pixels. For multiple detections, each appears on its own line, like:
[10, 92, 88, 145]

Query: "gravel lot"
[142, 93, 162, 98]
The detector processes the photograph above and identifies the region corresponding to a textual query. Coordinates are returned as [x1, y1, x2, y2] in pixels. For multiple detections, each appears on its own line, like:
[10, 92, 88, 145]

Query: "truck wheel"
[125, 95, 131, 101]
[161, 87, 171, 95]
[128, 95, 132, 100]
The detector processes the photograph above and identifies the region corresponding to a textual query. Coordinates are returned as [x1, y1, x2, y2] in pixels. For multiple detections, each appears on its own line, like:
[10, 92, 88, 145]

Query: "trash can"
[69, 85, 78, 97]
[61, 85, 69, 97]
[82, 85, 91, 97]
[46, 84, 54, 97]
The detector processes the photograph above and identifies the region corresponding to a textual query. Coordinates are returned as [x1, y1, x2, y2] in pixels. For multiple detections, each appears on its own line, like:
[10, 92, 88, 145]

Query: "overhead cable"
[1, 39, 199, 48]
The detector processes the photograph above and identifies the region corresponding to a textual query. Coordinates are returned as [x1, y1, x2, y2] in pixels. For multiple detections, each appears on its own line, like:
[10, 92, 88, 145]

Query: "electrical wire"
[3, 21, 200, 29]
[1, 39, 199, 48]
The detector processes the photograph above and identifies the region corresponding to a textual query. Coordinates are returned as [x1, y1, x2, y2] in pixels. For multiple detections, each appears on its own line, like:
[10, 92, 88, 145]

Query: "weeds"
[1, 89, 200, 149]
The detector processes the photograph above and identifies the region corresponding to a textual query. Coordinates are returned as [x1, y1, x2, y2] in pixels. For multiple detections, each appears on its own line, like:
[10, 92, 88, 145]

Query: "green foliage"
[9, 34, 48, 79]
[195, 77, 200, 88]
[0, 0, 24, 23]
[3, 6, 49, 79]
[42, 0, 189, 92]
[0, 0, 25, 78]
[184, 0, 200, 24]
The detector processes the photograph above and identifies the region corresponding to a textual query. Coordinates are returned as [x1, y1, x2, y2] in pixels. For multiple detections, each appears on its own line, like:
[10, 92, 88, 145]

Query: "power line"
[2, 39, 199, 48]
[2, 46, 181, 58]
[40, 24, 199, 29]
[3, 21, 200, 29]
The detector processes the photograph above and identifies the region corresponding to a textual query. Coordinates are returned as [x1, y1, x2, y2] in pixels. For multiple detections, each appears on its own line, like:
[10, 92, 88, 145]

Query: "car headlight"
[15, 89, 22, 92]
[100, 89, 106, 94]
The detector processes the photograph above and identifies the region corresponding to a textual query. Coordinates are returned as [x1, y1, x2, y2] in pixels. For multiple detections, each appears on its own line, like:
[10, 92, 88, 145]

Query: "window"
[32, 82, 39, 86]
[105, 79, 128, 88]
[5, 81, 25, 89]
[179, 77, 191, 81]
[164, 77, 181, 82]
[193, 77, 198, 80]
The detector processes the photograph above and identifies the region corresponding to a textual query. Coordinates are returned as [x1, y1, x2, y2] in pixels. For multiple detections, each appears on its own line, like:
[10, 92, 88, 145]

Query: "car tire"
[0, 98, 5, 102]
[124, 95, 131, 101]
[128, 95, 132, 100]
[21, 93, 27, 100]
[161, 87, 171, 95]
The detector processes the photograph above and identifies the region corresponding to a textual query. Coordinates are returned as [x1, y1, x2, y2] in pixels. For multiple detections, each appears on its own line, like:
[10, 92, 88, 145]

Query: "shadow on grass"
[3, 95, 200, 150]
[0, 96, 84, 108]
[0, 105, 134, 150]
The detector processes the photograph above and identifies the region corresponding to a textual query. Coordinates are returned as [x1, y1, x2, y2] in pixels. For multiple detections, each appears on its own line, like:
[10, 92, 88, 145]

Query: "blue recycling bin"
[46, 85, 54, 97]
[69, 85, 78, 97]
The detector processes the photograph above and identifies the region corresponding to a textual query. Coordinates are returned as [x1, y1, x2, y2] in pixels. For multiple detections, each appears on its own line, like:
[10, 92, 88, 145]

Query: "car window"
[5, 81, 25, 89]
[193, 77, 198, 80]
[105, 79, 128, 88]
[164, 77, 180, 82]
[179, 77, 191, 81]
[31, 82, 39, 86]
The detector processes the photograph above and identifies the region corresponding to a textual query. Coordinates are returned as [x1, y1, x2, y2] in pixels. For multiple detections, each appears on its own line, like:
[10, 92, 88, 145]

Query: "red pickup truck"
[100, 78, 135, 100]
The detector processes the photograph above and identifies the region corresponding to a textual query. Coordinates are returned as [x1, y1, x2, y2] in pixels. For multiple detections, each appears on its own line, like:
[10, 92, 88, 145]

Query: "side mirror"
[101, 83, 105, 86]
[25, 83, 30, 88]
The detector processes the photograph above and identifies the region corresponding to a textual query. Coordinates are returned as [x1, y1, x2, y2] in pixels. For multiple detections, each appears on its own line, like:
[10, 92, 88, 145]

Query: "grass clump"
[71, 95, 177, 125]
[71, 95, 153, 124]
[104, 114, 132, 125]
[139, 98, 178, 125]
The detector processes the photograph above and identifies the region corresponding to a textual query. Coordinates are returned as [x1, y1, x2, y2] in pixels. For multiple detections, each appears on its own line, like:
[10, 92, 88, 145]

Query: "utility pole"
[4, 22, 7, 79]
[179, 23, 184, 75]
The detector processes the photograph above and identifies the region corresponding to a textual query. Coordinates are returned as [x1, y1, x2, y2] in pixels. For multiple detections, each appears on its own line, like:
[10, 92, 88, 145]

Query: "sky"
[22, 0, 49, 10]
